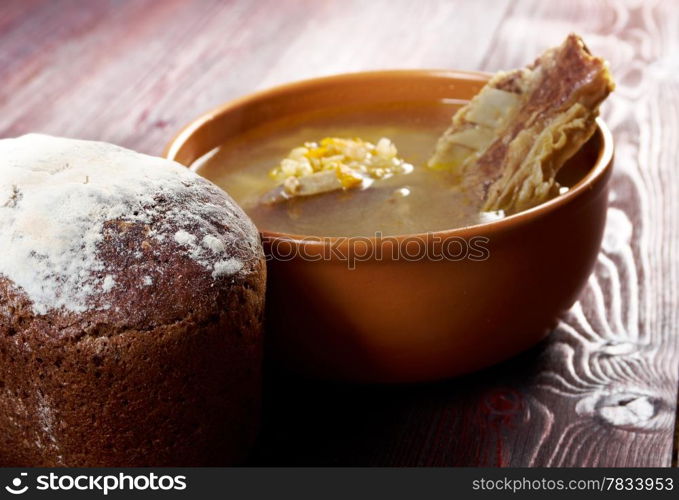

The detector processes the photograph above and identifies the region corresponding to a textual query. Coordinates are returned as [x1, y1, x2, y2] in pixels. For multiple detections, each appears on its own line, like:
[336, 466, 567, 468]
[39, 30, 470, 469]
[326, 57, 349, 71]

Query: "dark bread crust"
[0, 176, 266, 466]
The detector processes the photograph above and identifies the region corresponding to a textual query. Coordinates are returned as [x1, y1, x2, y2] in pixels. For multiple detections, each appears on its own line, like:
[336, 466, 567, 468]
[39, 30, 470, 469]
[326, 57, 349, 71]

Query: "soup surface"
[194, 101, 503, 237]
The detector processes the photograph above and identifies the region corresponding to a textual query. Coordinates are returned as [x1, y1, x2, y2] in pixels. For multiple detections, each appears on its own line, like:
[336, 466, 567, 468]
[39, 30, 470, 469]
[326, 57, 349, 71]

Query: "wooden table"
[1, 0, 677, 467]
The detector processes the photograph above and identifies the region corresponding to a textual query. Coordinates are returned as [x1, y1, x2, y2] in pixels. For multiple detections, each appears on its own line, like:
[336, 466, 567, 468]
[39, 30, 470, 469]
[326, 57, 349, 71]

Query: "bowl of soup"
[164, 70, 614, 382]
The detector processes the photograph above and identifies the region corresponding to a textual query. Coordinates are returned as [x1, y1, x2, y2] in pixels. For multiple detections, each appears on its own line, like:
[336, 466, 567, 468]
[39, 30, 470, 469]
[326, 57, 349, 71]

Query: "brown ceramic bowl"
[164, 70, 614, 383]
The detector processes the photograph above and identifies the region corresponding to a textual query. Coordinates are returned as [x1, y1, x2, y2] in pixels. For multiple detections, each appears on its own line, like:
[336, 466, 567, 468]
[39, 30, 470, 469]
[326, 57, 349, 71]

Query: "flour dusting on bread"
[0, 134, 260, 315]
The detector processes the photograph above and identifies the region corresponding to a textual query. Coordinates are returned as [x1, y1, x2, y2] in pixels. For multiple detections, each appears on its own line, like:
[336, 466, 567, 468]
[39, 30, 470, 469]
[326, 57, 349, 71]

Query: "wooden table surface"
[1, 0, 678, 467]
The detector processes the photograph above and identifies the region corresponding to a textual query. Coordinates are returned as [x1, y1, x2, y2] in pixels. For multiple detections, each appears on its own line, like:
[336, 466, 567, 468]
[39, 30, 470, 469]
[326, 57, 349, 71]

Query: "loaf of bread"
[0, 134, 266, 466]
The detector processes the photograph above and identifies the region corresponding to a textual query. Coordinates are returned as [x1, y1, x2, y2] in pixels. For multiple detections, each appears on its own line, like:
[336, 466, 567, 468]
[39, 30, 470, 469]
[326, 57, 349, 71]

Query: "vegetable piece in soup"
[261, 137, 413, 204]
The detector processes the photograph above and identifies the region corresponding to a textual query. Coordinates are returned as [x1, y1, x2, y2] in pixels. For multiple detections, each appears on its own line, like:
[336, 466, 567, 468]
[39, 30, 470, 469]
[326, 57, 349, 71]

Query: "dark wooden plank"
[470, 0, 679, 467]
[0, 0, 677, 466]
[0, 0, 510, 151]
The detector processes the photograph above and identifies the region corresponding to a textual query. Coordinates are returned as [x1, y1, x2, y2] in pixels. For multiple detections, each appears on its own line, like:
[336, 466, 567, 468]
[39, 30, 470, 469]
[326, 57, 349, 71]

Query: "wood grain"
[0, 0, 677, 466]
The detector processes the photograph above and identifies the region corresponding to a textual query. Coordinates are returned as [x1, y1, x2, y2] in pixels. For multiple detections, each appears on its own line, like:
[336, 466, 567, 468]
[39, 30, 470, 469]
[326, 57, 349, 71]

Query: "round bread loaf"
[0, 134, 266, 466]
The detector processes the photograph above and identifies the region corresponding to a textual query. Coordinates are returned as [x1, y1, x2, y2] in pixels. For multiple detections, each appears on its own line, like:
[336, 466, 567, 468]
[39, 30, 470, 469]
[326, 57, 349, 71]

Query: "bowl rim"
[164, 69, 614, 249]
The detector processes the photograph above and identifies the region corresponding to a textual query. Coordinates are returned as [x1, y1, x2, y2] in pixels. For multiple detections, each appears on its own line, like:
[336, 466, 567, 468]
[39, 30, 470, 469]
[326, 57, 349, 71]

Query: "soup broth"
[194, 102, 512, 237]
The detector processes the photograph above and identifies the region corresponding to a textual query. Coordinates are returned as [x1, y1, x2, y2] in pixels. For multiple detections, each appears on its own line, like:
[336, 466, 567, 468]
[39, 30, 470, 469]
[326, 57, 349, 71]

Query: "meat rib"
[428, 34, 615, 214]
